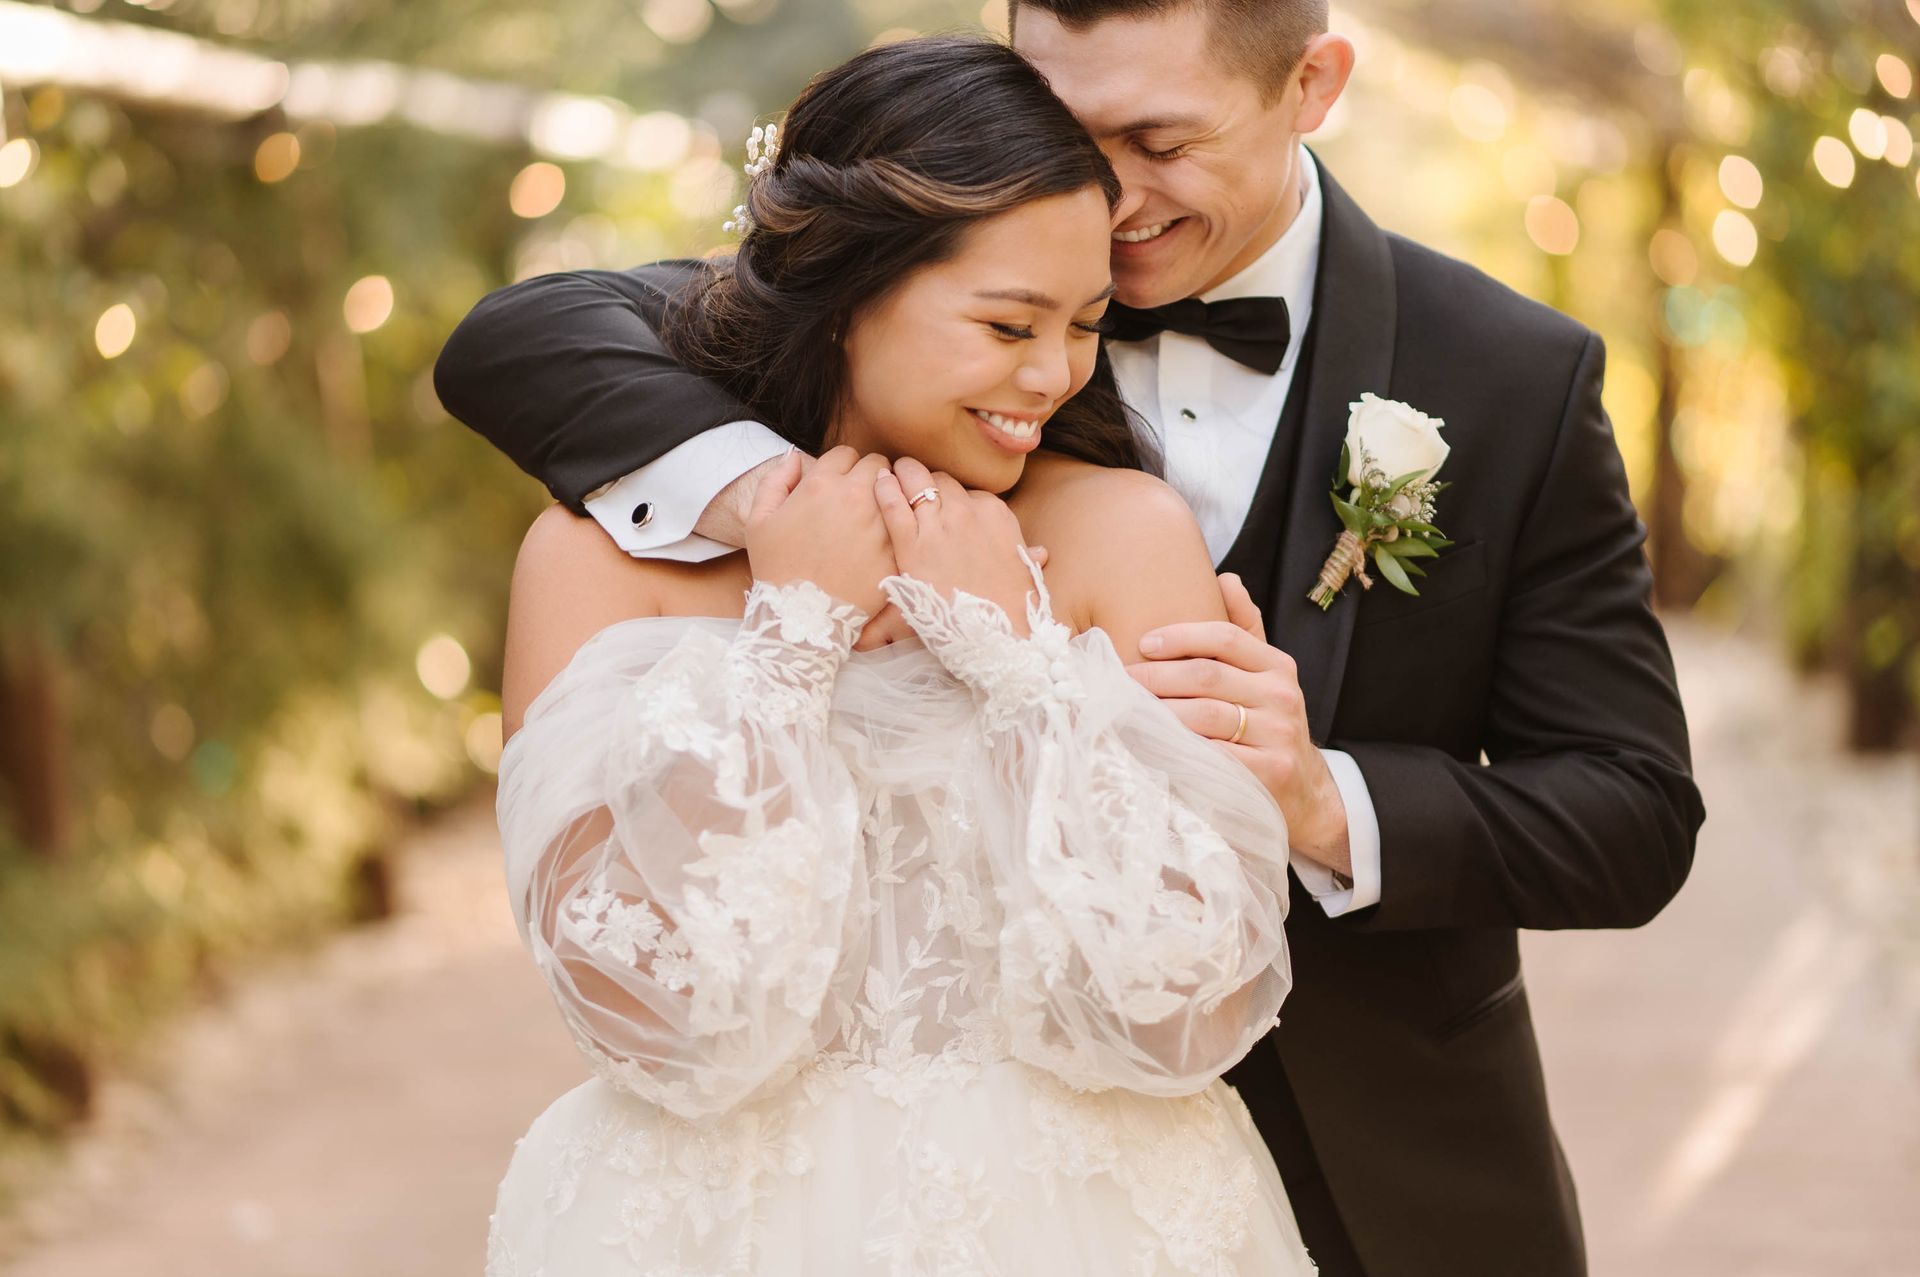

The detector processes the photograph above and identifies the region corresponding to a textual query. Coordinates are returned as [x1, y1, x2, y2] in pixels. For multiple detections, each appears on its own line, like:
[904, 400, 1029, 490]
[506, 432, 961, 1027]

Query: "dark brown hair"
[1010, 0, 1328, 99]
[665, 35, 1151, 474]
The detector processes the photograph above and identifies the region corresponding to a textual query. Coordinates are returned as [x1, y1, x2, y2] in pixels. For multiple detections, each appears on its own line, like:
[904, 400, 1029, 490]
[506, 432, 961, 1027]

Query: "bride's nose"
[1012, 336, 1072, 401]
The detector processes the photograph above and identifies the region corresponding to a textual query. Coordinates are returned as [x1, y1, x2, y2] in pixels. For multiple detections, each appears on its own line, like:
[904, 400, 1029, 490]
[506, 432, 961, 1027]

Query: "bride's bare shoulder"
[1008, 454, 1225, 659]
[1009, 453, 1202, 562]
[503, 505, 743, 738]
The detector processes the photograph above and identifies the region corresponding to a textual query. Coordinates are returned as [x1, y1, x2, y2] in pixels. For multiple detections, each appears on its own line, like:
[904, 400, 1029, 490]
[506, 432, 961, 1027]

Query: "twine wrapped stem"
[1309, 530, 1373, 610]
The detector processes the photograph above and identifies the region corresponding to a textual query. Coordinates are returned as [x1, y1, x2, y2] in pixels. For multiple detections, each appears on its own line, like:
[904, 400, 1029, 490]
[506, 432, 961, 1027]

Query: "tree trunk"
[0, 626, 73, 857]
[1645, 139, 1717, 610]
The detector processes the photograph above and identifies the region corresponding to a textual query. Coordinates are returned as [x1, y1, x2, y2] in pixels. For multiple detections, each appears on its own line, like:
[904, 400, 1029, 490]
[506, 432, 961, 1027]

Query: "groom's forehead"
[1011, 9, 1251, 124]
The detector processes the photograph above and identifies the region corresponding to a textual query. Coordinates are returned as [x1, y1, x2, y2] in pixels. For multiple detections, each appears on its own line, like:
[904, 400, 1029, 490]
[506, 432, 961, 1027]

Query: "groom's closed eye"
[1138, 141, 1192, 161]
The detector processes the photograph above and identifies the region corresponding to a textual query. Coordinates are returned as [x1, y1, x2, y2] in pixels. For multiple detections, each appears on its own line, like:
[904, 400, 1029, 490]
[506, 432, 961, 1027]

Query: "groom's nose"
[1109, 182, 1148, 230]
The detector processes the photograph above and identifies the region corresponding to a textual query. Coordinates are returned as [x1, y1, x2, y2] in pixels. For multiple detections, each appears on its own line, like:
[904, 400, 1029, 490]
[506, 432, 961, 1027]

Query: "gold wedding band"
[908, 487, 940, 510]
[1228, 701, 1249, 745]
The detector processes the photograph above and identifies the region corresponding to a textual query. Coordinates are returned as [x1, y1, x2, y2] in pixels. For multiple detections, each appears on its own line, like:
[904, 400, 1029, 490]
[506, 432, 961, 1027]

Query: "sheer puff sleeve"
[878, 553, 1292, 1097]
[495, 580, 871, 1120]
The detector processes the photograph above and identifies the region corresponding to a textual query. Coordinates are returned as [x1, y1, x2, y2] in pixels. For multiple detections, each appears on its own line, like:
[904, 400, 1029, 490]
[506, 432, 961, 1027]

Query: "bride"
[484, 34, 1315, 1277]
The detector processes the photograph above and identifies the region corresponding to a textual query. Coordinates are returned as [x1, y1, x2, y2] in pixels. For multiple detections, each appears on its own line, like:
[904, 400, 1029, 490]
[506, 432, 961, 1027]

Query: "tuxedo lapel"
[1274, 156, 1398, 743]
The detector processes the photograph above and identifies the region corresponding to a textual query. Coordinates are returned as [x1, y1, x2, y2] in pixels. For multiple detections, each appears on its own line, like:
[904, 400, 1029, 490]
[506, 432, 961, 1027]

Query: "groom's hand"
[1125, 572, 1353, 878]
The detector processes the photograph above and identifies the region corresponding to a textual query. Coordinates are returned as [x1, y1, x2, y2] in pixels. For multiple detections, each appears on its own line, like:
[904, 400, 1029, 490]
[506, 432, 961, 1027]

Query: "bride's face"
[834, 187, 1116, 494]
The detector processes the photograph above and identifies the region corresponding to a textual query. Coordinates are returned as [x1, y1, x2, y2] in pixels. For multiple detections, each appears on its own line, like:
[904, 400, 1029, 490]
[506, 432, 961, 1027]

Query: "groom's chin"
[1111, 280, 1181, 310]
[1108, 262, 1192, 310]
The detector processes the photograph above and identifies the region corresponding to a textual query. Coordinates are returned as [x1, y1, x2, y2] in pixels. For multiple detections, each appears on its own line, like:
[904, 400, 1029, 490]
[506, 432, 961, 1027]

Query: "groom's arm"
[433, 264, 788, 559]
[1337, 334, 1706, 932]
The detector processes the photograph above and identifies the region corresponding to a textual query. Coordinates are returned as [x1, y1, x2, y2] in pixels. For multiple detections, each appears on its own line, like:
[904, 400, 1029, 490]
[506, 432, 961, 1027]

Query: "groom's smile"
[1011, 1, 1355, 308]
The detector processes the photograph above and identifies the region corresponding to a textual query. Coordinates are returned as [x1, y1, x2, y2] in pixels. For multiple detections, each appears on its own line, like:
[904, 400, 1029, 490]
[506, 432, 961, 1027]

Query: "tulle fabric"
[487, 566, 1313, 1276]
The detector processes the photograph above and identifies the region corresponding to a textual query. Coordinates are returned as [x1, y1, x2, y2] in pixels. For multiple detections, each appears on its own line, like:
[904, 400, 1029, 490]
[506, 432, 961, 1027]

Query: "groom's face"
[1015, 6, 1349, 307]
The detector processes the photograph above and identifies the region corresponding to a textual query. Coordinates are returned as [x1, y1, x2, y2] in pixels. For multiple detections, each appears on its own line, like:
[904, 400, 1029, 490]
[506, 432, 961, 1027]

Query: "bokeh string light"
[253, 131, 300, 183]
[0, 135, 36, 186]
[1877, 54, 1913, 99]
[1812, 135, 1858, 188]
[93, 302, 135, 358]
[342, 275, 395, 334]
[508, 161, 567, 219]
[1710, 210, 1758, 268]
[1718, 155, 1764, 209]
[1883, 116, 1913, 167]
[0, 0, 708, 174]
[1524, 194, 1580, 256]
[1848, 108, 1889, 161]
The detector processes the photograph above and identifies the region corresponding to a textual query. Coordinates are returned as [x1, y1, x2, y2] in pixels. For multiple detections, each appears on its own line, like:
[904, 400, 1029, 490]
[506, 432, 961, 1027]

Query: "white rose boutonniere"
[1309, 393, 1454, 610]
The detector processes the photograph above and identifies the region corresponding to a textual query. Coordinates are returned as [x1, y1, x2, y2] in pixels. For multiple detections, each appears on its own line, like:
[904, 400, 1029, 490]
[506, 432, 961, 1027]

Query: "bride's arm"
[877, 467, 1292, 1097]
[498, 506, 870, 1121]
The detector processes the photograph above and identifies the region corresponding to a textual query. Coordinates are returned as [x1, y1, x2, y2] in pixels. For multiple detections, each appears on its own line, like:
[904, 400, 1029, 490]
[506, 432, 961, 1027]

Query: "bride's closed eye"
[988, 319, 1110, 340]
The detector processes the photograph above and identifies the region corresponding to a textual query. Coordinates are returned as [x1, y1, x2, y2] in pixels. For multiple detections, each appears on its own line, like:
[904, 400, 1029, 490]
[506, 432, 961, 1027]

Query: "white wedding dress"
[485, 558, 1317, 1277]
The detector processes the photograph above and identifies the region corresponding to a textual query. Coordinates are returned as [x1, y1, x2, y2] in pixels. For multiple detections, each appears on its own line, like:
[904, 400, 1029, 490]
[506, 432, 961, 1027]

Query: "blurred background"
[0, 0, 1916, 1273]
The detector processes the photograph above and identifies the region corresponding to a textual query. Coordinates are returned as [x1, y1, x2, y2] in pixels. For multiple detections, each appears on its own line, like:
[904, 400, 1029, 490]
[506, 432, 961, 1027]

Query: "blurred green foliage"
[0, 90, 528, 1150]
[1657, 0, 1920, 747]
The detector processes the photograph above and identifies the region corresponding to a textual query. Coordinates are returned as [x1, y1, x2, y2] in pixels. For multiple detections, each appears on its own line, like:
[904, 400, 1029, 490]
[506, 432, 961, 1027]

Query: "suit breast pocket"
[1353, 540, 1488, 630]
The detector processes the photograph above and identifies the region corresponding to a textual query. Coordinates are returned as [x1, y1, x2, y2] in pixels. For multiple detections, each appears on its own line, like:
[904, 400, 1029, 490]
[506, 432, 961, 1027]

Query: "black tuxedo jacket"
[436, 159, 1705, 1277]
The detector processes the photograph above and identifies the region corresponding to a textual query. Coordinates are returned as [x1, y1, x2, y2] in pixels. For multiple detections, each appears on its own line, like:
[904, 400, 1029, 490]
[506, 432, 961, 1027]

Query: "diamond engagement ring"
[908, 487, 940, 510]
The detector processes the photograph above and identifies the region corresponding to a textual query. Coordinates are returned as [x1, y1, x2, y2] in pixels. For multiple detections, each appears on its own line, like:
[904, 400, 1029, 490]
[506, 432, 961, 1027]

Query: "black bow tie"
[1103, 296, 1292, 375]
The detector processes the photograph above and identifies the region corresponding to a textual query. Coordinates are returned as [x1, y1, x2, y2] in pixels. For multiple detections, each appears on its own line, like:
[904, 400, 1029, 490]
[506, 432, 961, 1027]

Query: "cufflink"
[630, 502, 653, 529]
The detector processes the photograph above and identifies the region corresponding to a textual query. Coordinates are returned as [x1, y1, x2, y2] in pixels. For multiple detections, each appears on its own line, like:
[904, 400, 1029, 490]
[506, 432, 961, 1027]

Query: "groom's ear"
[1289, 33, 1356, 136]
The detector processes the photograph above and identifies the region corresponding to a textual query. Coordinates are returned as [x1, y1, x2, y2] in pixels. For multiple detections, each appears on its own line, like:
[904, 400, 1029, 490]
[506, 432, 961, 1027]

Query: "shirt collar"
[1198, 144, 1323, 319]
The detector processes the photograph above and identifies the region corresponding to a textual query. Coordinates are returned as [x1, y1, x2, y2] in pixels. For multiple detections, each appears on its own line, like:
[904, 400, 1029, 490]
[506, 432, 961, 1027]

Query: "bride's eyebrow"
[975, 284, 1117, 309]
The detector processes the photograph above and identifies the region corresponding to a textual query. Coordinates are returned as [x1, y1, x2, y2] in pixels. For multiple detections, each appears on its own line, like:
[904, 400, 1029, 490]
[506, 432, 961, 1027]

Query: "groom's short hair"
[1009, 0, 1329, 99]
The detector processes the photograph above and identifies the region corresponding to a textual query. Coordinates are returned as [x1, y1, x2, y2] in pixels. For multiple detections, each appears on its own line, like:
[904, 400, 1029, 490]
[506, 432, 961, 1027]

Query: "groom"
[437, 3, 1704, 1273]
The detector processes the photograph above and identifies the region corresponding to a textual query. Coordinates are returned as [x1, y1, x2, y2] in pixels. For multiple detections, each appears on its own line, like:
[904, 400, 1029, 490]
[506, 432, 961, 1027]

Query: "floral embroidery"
[864, 1138, 1005, 1277]
[1019, 1077, 1261, 1277]
[723, 578, 867, 731]
[878, 549, 1083, 734]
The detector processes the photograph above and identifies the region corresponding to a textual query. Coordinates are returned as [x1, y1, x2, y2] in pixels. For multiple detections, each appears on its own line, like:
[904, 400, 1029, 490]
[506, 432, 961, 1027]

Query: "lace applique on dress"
[863, 1137, 1006, 1277]
[878, 547, 1082, 733]
[1019, 1076, 1262, 1277]
[724, 579, 867, 732]
[518, 1095, 814, 1277]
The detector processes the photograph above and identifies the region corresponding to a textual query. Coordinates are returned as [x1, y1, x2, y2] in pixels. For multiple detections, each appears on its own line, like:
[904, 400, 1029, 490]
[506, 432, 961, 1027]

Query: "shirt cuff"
[580, 420, 790, 563]
[1290, 748, 1383, 918]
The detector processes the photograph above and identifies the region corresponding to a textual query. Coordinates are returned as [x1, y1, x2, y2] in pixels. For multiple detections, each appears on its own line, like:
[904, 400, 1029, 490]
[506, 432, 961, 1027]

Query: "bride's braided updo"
[667, 35, 1148, 471]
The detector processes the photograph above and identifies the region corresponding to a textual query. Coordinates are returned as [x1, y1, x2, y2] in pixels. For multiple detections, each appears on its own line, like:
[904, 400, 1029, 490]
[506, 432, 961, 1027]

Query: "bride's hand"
[875, 456, 1038, 638]
[745, 446, 896, 618]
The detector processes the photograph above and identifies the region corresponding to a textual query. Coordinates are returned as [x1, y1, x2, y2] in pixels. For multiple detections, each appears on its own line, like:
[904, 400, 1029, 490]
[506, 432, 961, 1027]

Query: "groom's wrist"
[1291, 765, 1354, 880]
[695, 452, 791, 548]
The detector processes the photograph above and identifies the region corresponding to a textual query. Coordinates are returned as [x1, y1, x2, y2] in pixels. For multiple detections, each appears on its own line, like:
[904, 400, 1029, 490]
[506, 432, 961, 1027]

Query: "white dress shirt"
[582, 147, 1381, 916]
